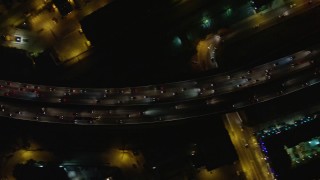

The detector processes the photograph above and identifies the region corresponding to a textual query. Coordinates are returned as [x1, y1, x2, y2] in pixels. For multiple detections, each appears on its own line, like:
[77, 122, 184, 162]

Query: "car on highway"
[15, 36, 22, 43]
[289, 3, 296, 8]
[74, 119, 94, 124]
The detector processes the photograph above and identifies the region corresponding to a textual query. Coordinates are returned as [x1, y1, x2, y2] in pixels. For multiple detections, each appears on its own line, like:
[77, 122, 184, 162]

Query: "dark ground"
[0, 114, 238, 179]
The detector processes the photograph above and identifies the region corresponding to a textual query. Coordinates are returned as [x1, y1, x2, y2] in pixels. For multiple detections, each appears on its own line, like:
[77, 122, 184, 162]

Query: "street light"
[225, 8, 232, 17]
[201, 13, 213, 29]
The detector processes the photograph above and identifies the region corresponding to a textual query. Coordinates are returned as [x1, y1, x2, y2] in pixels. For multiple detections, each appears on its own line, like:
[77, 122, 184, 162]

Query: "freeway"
[0, 63, 319, 125]
[0, 48, 317, 106]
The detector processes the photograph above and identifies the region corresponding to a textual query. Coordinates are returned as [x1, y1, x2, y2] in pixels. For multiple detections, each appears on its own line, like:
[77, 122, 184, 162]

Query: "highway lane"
[0, 55, 316, 116]
[231, 68, 320, 109]
[0, 48, 317, 106]
[0, 66, 318, 125]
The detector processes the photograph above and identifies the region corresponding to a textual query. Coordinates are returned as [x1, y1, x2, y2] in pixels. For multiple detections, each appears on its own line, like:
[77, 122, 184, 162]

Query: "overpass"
[0, 46, 319, 125]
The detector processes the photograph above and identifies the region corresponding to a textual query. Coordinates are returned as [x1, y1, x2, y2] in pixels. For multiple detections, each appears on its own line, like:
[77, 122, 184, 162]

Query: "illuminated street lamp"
[201, 13, 213, 29]
[172, 36, 182, 48]
[225, 8, 232, 17]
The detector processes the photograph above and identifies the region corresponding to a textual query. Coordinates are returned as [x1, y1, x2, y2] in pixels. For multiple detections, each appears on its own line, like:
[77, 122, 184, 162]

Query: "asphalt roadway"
[0, 49, 318, 125]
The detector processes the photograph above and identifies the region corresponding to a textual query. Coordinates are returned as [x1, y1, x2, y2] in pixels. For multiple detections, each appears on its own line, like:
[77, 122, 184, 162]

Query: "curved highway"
[0, 48, 317, 105]
[0, 68, 318, 125]
[0, 45, 319, 125]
